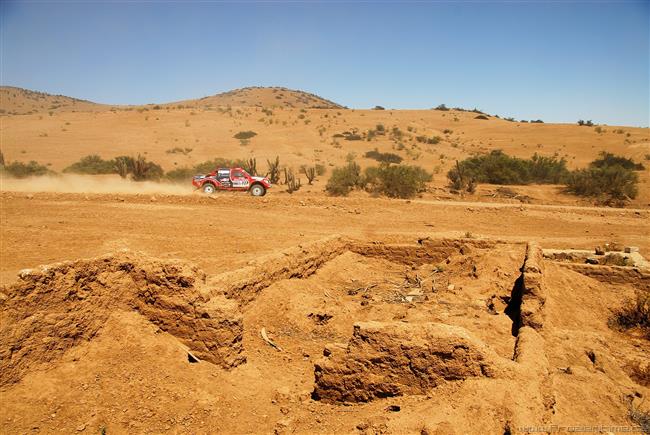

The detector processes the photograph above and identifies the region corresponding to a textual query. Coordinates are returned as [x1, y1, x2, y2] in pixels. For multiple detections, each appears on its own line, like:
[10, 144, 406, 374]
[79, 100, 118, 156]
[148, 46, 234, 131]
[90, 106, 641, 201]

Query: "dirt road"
[2, 191, 647, 285]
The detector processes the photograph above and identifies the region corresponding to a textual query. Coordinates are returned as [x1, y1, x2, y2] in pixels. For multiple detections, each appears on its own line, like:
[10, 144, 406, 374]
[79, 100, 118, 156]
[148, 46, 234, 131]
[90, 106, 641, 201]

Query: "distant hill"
[172, 86, 345, 110]
[0, 86, 345, 115]
[0, 86, 106, 115]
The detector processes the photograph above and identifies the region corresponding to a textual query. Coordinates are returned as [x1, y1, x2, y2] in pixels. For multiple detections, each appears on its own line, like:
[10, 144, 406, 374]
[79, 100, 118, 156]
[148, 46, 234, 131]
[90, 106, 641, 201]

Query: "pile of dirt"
[0, 251, 244, 386]
[312, 321, 500, 403]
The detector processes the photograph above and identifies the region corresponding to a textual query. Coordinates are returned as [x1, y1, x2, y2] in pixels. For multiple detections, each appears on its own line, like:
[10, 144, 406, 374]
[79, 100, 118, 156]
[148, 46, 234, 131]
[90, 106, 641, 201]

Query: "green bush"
[2, 160, 52, 178]
[364, 150, 403, 164]
[325, 162, 362, 196]
[233, 131, 257, 140]
[447, 150, 569, 187]
[63, 155, 116, 174]
[565, 165, 638, 200]
[590, 152, 644, 171]
[364, 164, 431, 198]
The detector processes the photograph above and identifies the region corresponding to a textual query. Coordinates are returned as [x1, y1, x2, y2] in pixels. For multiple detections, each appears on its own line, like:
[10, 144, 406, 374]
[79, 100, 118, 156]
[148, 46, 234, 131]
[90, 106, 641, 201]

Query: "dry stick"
[260, 327, 283, 352]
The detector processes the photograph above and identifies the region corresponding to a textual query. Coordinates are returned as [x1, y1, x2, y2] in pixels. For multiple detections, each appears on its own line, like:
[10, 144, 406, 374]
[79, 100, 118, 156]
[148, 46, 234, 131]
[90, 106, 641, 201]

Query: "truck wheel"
[202, 183, 216, 194]
[250, 184, 266, 197]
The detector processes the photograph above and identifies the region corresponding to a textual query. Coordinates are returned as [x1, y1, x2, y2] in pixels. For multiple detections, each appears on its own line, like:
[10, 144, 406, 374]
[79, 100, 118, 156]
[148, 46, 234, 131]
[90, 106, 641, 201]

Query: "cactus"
[305, 167, 316, 185]
[114, 158, 129, 179]
[286, 169, 301, 194]
[243, 157, 257, 176]
[266, 156, 280, 184]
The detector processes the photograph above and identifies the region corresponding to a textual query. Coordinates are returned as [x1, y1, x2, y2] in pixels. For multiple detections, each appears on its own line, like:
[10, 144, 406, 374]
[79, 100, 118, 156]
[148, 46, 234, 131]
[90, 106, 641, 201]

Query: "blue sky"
[1, 1, 648, 126]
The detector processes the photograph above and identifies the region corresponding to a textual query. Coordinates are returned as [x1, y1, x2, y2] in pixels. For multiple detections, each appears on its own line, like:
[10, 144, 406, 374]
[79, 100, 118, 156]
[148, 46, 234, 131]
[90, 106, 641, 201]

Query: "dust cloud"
[0, 174, 193, 195]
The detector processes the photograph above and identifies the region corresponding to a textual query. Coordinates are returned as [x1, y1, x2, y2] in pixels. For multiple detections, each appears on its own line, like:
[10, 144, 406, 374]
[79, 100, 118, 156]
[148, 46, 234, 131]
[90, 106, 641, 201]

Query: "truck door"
[230, 169, 250, 190]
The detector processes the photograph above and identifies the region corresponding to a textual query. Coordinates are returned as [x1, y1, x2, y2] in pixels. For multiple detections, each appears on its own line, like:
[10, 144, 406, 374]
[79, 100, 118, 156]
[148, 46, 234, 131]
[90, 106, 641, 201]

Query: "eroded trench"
[0, 235, 547, 401]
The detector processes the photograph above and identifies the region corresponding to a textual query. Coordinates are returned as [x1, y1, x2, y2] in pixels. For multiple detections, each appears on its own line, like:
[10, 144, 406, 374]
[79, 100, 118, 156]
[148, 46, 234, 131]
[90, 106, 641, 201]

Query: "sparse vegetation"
[590, 152, 645, 171]
[1, 160, 52, 178]
[233, 130, 257, 140]
[363, 164, 432, 198]
[242, 157, 257, 175]
[609, 292, 650, 339]
[565, 165, 638, 200]
[364, 150, 403, 164]
[300, 166, 317, 184]
[415, 135, 440, 145]
[285, 169, 301, 193]
[63, 155, 119, 175]
[447, 150, 569, 188]
[166, 147, 193, 155]
[131, 154, 164, 181]
[325, 161, 362, 196]
[266, 156, 280, 184]
[577, 120, 594, 127]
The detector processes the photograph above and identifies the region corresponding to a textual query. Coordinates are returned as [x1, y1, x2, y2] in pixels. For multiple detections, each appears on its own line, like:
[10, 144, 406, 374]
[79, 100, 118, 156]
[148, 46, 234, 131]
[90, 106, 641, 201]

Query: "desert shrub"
[325, 162, 362, 196]
[131, 155, 163, 181]
[315, 163, 326, 176]
[166, 147, 192, 155]
[474, 115, 489, 120]
[2, 160, 52, 178]
[530, 119, 544, 123]
[63, 155, 115, 174]
[609, 292, 650, 338]
[364, 150, 403, 164]
[577, 120, 594, 127]
[376, 124, 385, 133]
[344, 133, 362, 141]
[590, 152, 644, 171]
[165, 167, 195, 182]
[434, 104, 449, 111]
[363, 164, 431, 199]
[416, 135, 440, 145]
[233, 131, 257, 140]
[565, 165, 638, 200]
[373, 106, 385, 110]
[447, 150, 569, 187]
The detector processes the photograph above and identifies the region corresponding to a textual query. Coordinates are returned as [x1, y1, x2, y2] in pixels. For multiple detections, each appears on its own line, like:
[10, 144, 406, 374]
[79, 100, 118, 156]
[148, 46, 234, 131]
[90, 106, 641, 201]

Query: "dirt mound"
[0, 252, 243, 385]
[312, 321, 500, 403]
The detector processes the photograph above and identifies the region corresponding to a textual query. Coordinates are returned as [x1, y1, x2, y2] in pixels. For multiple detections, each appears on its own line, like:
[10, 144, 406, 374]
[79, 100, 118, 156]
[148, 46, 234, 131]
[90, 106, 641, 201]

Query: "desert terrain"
[1, 86, 649, 434]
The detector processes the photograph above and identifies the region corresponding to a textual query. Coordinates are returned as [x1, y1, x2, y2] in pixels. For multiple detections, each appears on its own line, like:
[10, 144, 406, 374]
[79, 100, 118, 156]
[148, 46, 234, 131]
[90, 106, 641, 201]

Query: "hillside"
[0, 86, 107, 115]
[1, 86, 648, 205]
[172, 86, 345, 110]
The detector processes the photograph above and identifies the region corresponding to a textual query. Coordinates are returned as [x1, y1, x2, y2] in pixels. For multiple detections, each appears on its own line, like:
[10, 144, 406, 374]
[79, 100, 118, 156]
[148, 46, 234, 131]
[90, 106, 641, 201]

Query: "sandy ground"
[1, 87, 650, 434]
[1, 190, 648, 286]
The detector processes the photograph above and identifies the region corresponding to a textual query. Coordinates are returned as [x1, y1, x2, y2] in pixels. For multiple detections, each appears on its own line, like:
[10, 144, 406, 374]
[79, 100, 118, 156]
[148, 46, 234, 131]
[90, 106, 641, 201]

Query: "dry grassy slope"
[172, 86, 344, 110]
[0, 86, 342, 116]
[0, 86, 107, 115]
